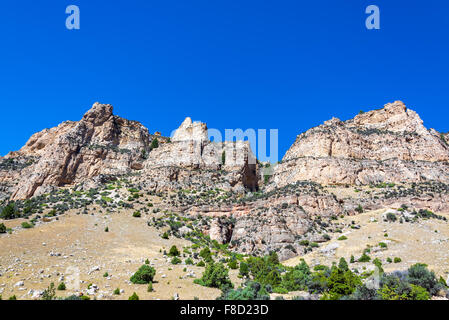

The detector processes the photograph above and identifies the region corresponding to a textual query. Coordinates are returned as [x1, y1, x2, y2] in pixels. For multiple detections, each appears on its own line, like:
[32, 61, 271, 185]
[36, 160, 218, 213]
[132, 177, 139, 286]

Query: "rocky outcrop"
[0, 105, 258, 200]
[139, 117, 259, 193]
[271, 101, 449, 189]
[2, 103, 151, 200]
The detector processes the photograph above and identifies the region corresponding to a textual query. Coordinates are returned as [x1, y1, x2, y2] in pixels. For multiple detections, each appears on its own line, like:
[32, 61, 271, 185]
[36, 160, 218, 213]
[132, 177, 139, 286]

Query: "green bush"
[407, 263, 442, 296]
[113, 288, 120, 295]
[228, 260, 238, 270]
[128, 292, 139, 300]
[21, 222, 33, 229]
[150, 138, 159, 150]
[194, 262, 233, 290]
[0, 203, 17, 220]
[273, 286, 288, 294]
[168, 245, 180, 257]
[239, 262, 249, 277]
[245, 255, 282, 287]
[379, 272, 430, 300]
[0, 223, 6, 234]
[322, 265, 362, 300]
[57, 282, 66, 291]
[337, 236, 347, 241]
[199, 247, 212, 262]
[130, 265, 156, 284]
[197, 261, 205, 267]
[132, 211, 141, 218]
[358, 253, 371, 262]
[217, 281, 269, 300]
[171, 257, 181, 265]
[42, 283, 56, 300]
[386, 212, 397, 222]
[281, 259, 311, 291]
[393, 257, 402, 263]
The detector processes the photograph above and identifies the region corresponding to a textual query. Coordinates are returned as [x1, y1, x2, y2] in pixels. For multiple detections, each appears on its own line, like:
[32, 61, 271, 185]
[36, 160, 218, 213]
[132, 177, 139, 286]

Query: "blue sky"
[0, 1, 448, 160]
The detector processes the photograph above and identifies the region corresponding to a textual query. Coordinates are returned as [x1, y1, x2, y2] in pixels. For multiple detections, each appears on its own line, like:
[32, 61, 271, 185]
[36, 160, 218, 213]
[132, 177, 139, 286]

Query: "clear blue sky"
[0, 1, 448, 160]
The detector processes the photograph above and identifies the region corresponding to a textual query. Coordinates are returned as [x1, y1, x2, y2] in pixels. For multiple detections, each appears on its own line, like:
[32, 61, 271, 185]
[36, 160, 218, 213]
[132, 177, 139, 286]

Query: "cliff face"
[2, 100, 449, 261]
[271, 101, 449, 188]
[2, 103, 151, 200]
[0, 103, 258, 200]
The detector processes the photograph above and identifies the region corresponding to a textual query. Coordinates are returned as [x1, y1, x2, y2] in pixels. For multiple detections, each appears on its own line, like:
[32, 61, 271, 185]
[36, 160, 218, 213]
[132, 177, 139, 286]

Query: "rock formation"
[270, 101, 449, 188]
[2, 100, 449, 261]
[0, 103, 258, 200]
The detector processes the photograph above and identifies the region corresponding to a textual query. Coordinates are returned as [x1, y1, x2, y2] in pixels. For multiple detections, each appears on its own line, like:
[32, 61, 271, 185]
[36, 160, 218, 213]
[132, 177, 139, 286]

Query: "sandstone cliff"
[270, 101, 449, 188]
[0, 103, 258, 200]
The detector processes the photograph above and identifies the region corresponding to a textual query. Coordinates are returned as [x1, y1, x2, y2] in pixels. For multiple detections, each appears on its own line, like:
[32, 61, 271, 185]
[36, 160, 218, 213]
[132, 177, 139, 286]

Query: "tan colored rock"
[2, 102, 151, 200]
[273, 101, 449, 189]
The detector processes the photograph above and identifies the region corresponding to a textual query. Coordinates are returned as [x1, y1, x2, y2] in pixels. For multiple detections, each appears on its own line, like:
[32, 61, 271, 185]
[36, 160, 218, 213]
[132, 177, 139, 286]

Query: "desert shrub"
[355, 205, 363, 213]
[358, 253, 371, 262]
[194, 262, 233, 290]
[42, 283, 56, 300]
[393, 257, 402, 263]
[113, 288, 120, 295]
[245, 254, 282, 287]
[273, 286, 288, 294]
[57, 282, 66, 291]
[228, 259, 238, 270]
[161, 232, 169, 239]
[337, 236, 347, 241]
[348, 284, 380, 300]
[281, 259, 311, 291]
[239, 262, 249, 277]
[150, 138, 159, 150]
[21, 222, 33, 229]
[168, 245, 180, 257]
[308, 267, 331, 294]
[128, 292, 139, 300]
[217, 281, 270, 300]
[197, 261, 205, 267]
[130, 265, 156, 284]
[378, 242, 387, 249]
[0, 203, 17, 220]
[372, 258, 384, 274]
[386, 212, 397, 222]
[338, 258, 349, 271]
[322, 265, 362, 300]
[0, 223, 6, 234]
[132, 211, 141, 218]
[199, 247, 212, 262]
[185, 258, 194, 265]
[147, 282, 153, 292]
[379, 272, 429, 300]
[407, 263, 442, 296]
[171, 257, 181, 265]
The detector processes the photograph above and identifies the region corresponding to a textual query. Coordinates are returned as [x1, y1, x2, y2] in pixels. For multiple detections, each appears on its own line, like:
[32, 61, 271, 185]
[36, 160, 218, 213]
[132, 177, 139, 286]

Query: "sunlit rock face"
[270, 101, 449, 189]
